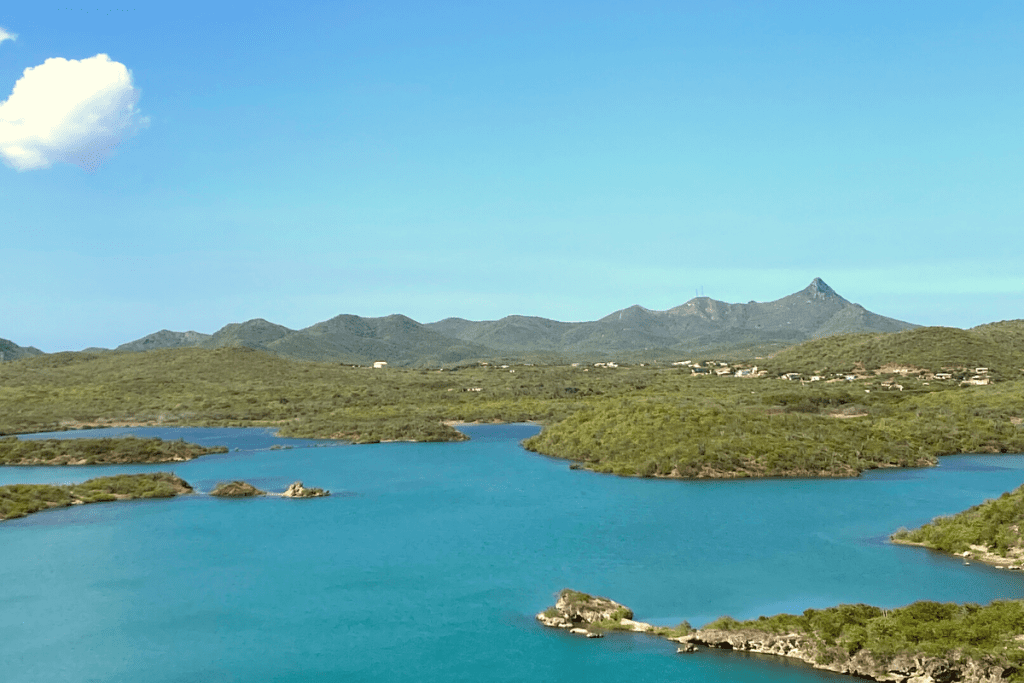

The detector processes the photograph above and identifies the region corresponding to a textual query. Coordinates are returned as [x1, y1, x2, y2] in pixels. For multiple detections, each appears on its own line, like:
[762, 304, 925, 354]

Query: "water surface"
[2, 424, 1022, 682]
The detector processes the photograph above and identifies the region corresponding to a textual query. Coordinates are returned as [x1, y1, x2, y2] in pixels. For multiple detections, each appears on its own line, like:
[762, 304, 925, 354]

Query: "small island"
[0, 473, 193, 521]
[537, 589, 1024, 682]
[0, 436, 228, 466]
[891, 484, 1024, 570]
[210, 481, 266, 497]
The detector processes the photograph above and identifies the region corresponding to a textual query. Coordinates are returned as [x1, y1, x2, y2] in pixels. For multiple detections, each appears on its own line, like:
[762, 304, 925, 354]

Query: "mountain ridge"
[23, 278, 920, 366]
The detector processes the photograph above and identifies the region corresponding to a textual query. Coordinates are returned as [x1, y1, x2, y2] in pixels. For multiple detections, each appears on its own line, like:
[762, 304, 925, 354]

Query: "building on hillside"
[372, 361, 388, 369]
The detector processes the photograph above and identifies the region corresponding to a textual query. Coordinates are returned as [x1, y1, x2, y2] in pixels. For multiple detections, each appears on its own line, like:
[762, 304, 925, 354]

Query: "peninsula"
[892, 483, 1024, 570]
[0, 436, 228, 466]
[0, 473, 193, 521]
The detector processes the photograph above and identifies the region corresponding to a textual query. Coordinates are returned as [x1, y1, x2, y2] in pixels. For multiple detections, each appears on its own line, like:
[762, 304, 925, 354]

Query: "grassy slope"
[0, 436, 227, 465]
[0, 473, 192, 521]
[764, 322, 1024, 379]
[0, 347, 665, 440]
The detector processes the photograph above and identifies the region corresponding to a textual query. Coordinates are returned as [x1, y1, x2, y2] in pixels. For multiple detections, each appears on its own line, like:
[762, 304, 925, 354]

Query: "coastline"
[537, 589, 1024, 683]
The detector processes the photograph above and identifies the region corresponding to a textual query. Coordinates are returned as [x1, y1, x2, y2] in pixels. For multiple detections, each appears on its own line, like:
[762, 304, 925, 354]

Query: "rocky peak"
[805, 277, 840, 301]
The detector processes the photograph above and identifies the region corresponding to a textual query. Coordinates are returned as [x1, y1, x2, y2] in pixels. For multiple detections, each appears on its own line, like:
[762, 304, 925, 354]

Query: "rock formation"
[536, 589, 641, 637]
[281, 481, 329, 498]
[680, 629, 1018, 683]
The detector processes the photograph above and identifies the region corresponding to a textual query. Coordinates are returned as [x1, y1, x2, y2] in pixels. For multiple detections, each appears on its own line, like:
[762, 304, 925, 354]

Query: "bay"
[1, 424, 1023, 682]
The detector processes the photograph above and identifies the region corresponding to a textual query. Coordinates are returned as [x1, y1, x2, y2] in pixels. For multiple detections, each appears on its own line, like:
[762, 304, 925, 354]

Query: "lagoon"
[2, 424, 1023, 682]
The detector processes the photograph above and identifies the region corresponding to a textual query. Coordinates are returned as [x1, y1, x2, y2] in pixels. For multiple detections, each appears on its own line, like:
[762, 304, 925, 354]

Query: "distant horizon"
[3, 2, 1021, 352]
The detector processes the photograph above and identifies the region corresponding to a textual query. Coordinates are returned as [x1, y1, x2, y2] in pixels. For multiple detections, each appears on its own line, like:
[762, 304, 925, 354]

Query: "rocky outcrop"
[281, 481, 329, 498]
[681, 629, 1018, 683]
[210, 481, 266, 497]
[536, 589, 641, 637]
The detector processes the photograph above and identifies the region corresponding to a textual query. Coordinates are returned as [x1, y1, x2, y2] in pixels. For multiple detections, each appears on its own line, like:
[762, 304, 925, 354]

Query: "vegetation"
[765, 322, 1024, 380]
[1, 341, 1023, 479]
[523, 377, 1024, 478]
[892, 485, 1024, 558]
[0, 473, 192, 521]
[210, 481, 266, 497]
[0, 436, 227, 465]
[704, 599, 1024, 672]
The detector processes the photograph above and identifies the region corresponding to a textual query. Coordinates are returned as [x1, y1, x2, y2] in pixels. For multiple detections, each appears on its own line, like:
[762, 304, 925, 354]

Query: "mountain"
[117, 314, 498, 367]
[264, 314, 497, 365]
[202, 319, 290, 351]
[425, 278, 916, 357]
[117, 329, 212, 352]
[0, 337, 43, 362]
[105, 278, 918, 365]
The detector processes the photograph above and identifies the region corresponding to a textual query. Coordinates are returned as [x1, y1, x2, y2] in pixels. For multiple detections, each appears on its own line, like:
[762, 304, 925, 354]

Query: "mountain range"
[5, 279, 918, 366]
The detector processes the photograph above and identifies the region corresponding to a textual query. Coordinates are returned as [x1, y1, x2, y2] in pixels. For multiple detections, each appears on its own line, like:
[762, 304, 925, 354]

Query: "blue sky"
[1, 1, 1022, 352]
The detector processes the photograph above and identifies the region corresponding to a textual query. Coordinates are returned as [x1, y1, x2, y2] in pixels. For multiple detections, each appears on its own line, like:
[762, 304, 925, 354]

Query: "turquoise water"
[2, 424, 1023, 682]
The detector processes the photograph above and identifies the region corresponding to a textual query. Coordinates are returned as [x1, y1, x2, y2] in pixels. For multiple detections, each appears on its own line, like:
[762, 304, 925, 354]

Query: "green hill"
[765, 322, 1024, 379]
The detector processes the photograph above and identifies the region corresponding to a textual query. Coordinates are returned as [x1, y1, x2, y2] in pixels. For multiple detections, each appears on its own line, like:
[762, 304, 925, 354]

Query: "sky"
[1, 1, 1022, 352]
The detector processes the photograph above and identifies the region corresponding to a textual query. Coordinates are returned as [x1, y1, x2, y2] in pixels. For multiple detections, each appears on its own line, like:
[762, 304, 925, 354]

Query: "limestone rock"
[619, 618, 653, 632]
[281, 481, 330, 498]
[536, 589, 634, 634]
[685, 629, 1016, 682]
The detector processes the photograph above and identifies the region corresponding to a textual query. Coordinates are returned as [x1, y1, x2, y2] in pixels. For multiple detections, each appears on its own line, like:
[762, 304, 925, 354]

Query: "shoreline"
[891, 537, 1024, 571]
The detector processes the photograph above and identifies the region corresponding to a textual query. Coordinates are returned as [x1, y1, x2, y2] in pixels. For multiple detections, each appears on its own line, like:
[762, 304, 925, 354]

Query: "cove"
[1, 424, 1023, 683]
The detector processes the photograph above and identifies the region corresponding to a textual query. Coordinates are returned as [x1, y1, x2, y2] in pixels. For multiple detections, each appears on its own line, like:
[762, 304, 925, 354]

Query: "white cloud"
[0, 54, 147, 171]
[0, 27, 16, 45]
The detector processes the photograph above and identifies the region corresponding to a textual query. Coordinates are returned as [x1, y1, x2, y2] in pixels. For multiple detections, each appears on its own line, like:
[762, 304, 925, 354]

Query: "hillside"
[765, 321, 1024, 379]
[0, 337, 43, 362]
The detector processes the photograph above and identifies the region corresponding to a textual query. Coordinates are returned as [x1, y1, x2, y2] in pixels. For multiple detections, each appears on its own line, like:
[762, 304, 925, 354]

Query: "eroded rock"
[536, 589, 636, 636]
[281, 481, 330, 498]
